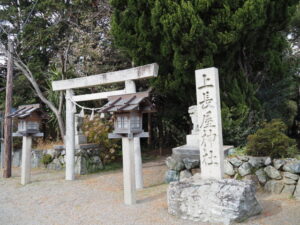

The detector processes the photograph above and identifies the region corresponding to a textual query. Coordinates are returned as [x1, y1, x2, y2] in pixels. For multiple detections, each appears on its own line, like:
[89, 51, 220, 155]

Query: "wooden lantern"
[99, 91, 155, 139]
[8, 104, 43, 136]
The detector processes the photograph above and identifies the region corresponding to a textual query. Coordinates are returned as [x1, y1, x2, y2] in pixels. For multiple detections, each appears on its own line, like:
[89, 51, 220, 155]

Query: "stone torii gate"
[52, 63, 159, 190]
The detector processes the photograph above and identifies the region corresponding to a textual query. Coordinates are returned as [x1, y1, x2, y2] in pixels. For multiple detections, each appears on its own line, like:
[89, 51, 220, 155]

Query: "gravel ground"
[1, 158, 300, 225]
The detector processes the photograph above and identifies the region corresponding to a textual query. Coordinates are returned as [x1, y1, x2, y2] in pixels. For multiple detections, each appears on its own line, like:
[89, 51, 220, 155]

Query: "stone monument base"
[167, 176, 262, 225]
[172, 145, 234, 160]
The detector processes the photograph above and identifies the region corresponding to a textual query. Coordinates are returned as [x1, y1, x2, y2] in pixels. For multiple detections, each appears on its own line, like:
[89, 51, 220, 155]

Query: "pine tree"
[111, 0, 299, 146]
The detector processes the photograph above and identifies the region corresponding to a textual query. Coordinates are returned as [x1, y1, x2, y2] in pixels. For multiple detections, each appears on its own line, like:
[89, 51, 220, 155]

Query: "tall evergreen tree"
[111, 0, 299, 146]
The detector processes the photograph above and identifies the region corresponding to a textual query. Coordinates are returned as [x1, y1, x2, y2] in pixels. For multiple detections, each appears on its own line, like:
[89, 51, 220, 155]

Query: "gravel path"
[1, 158, 300, 225]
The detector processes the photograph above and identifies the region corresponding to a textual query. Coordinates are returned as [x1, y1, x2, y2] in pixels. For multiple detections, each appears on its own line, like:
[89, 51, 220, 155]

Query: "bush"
[246, 119, 298, 158]
[82, 115, 121, 165]
[41, 154, 53, 167]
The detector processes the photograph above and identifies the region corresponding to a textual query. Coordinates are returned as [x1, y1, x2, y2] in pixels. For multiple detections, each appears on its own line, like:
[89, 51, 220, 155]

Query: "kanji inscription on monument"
[196, 67, 224, 179]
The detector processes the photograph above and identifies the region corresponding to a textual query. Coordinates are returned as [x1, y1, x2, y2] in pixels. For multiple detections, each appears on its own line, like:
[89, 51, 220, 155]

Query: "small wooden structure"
[99, 91, 155, 205]
[9, 104, 43, 136]
[99, 91, 155, 139]
[8, 104, 44, 185]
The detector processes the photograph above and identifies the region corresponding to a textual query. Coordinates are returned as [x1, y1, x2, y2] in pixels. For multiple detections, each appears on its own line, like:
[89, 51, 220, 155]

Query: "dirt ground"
[1, 158, 300, 225]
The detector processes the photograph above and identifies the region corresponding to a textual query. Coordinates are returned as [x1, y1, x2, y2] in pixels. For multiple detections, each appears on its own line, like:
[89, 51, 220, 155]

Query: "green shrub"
[83, 115, 121, 165]
[41, 154, 53, 167]
[246, 119, 298, 158]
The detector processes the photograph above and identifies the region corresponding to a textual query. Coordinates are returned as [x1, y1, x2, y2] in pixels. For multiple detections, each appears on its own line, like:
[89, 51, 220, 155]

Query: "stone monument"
[196, 67, 224, 179]
[167, 67, 262, 224]
[75, 114, 87, 147]
[172, 104, 233, 160]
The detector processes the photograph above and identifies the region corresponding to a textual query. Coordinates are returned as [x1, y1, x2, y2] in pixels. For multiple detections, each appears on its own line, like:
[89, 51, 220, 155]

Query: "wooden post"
[21, 136, 32, 185]
[65, 89, 75, 180]
[125, 80, 144, 189]
[3, 39, 13, 178]
[122, 137, 136, 205]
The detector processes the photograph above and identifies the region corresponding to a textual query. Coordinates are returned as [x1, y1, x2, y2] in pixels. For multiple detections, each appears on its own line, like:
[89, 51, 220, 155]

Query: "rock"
[243, 175, 260, 187]
[281, 185, 296, 197]
[166, 157, 185, 171]
[255, 168, 268, 184]
[273, 159, 285, 170]
[264, 157, 272, 166]
[182, 158, 199, 170]
[248, 157, 266, 168]
[224, 160, 235, 176]
[92, 156, 101, 163]
[179, 170, 192, 181]
[283, 172, 299, 181]
[283, 161, 300, 174]
[167, 178, 262, 224]
[293, 180, 300, 200]
[284, 178, 296, 185]
[191, 168, 200, 175]
[264, 180, 284, 194]
[165, 170, 179, 183]
[238, 162, 252, 177]
[264, 166, 282, 180]
[47, 158, 62, 170]
[238, 155, 249, 162]
[228, 157, 243, 167]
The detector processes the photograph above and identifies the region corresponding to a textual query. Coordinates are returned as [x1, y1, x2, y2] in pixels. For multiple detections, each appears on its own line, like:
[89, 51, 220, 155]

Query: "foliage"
[41, 154, 53, 167]
[82, 115, 121, 165]
[246, 119, 298, 158]
[111, 0, 299, 146]
[0, 0, 130, 140]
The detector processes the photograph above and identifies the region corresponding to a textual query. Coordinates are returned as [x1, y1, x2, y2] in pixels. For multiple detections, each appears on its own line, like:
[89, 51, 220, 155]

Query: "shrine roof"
[8, 104, 41, 119]
[99, 91, 154, 113]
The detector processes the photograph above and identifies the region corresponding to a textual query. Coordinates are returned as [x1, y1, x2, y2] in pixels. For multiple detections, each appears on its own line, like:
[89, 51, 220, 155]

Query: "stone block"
[284, 178, 296, 185]
[182, 158, 199, 170]
[238, 162, 252, 176]
[224, 160, 235, 176]
[167, 178, 262, 225]
[166, 156, 185, 171]
[165, 170, 179, 183]
[229, 157, 243, 167]
[283, 172, 299, 181]
[264, 166, 282, 180]
[264, 180, 284, 194]
[248, 157, 266, 168]
[281, 185, 296, 197]
[283, 161, 300, 174]
[255, 168, 268, 185]
[273, 159, 285, 170]
[264, 157, 272, 166]
[293, 180, 300, 200]
[179, 170, 192, 181]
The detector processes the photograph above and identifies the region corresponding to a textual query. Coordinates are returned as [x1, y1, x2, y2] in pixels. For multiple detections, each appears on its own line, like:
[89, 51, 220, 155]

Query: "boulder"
[165, 170, 180, 183]
[166, 157, 185, 171]
[264, 157, 272, 166]
[281, 185, 296, 197]
[238, 162, 252, 177]
[182, 158, 199, 170]
[273, 159, 285, 170]
[248, 157, 266, 168]
[168, 178, 262, 224]
[283, 161, 300, 174]
[238, 155, 249, 162]
[179, 170, 192, 181]
[243, 175, 260, 187]
[284, 178, 296, 185]
[283, 172, 299, 181]
[255, 168, 268, 184]
[264, 180, 284, 194]
[264, 166, 282, 180]
[228, 157, 243, 167]
[224, 160, 235, 176]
